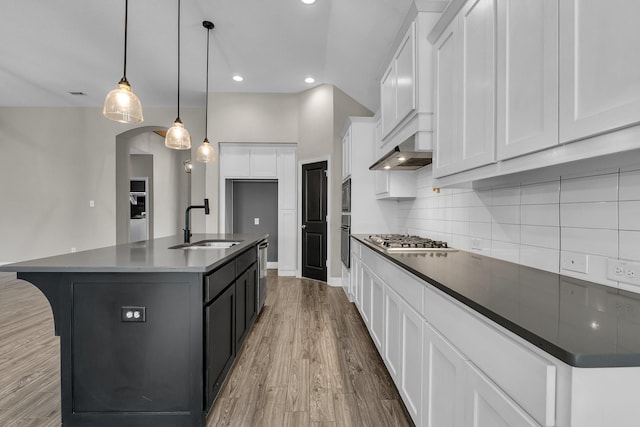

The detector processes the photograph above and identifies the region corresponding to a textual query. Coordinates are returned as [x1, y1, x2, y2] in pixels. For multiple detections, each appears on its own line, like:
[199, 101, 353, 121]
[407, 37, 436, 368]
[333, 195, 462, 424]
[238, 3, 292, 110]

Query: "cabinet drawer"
[205, 260, 235, 302]
[424, 285, 556, 427]
[361, 246, 424, 315]
[235, 247, 257, 274]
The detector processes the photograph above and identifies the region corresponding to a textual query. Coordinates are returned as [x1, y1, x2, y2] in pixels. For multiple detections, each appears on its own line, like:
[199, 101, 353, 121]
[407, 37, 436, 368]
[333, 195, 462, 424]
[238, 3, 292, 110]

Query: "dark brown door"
[302, 161, 328, 281]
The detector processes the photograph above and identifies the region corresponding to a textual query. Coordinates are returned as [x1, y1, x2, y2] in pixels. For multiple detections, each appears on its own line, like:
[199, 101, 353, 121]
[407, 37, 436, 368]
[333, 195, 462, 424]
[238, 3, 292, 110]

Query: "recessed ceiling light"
[232, 75, 244, 82]
[304, 77, 315, 84]
[383, 165, 391, 170]
[301, 0, 317, 4]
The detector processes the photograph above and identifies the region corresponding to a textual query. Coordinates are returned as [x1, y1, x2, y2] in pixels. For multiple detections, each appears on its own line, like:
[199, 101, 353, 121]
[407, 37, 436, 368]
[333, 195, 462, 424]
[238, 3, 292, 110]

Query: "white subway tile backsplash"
[560, 173, 618, 203]
[469, 221, 492, 240]
[396, 164, 640, 291]
[561, 228, 618, 258]
[450, 207, 470, 222]
[492, 223, 520, 244]
[492, 205, 520, 225]
[619, 201, 640, 231]
[491, 186, 520, 206]
[491, 241, 520, 263]
[620, 169, 640, 201]
[477, 189, 492, 206]
[521, 204, 559, 227]
[521, 180, 560, 205]
[469, 206, 492, 223]
[452, 234, 470, 251]
[620, 231, 640, 261]
[521, 225, 560, 250]
[520, 246, 559, 273]
[560, 202, 618, 230]
[452, 221, 470, 236]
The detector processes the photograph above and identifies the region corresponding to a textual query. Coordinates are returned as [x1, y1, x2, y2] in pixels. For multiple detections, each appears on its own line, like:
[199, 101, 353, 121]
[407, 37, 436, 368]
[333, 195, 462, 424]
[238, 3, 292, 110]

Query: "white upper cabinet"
[431, 0, 640, 186]
[378, 5, 447, 153]
[381, 64, 398, 138]
[433, 0, 497, 178]
[433, 19, 460, 177]
[459, 0, 497, 171]
[496, 0, 559, 160]
[395, 24, 417, 126]
[559, 0, 640, 143]
[250, 146, 278, 177]
[381, 23, 415, 138]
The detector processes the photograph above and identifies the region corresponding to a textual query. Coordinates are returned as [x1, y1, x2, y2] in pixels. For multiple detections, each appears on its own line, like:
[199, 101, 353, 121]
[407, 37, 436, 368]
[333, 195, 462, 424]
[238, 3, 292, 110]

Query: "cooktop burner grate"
[366, 234, 457, 252]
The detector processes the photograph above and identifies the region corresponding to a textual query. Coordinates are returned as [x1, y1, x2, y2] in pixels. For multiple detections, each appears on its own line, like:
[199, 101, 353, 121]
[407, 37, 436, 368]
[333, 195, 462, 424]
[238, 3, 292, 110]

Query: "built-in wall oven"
[340, 215, 351, 268]
[341, 178, 351, 213]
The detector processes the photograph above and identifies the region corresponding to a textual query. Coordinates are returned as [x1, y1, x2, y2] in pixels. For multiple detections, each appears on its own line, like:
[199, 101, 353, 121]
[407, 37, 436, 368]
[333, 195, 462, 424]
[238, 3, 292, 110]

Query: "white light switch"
[254, 218, 259, 225]
[89, 200, 95, 207]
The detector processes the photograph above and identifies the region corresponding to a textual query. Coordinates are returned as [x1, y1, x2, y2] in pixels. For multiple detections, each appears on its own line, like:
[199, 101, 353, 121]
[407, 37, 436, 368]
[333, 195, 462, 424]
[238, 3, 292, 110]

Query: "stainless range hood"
[369, 135, 432, 171]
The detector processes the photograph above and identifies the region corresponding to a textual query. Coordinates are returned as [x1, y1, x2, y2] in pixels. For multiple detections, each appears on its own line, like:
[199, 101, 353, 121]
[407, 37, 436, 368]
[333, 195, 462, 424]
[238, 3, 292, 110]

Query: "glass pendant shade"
[165, 118, 191, 150]
[103, 79, 143, 123]
[196, 138, 215, 162]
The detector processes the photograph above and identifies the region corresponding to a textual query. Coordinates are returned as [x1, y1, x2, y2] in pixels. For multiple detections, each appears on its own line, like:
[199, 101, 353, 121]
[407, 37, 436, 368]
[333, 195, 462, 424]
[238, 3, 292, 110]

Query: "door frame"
[297, 155, 333, 282]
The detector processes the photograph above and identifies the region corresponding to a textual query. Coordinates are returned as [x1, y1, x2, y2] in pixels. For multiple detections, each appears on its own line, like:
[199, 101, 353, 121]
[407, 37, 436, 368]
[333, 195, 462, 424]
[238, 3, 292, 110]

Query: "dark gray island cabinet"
[1, 234, 265, 427]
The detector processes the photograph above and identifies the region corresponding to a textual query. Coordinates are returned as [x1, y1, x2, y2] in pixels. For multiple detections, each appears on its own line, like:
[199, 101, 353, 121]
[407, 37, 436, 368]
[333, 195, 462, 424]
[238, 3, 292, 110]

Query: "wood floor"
[0, 271, 412, 427]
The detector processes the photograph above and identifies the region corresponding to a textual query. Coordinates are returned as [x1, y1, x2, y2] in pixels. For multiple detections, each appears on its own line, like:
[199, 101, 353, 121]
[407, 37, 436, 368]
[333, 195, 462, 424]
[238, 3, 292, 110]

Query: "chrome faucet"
[184, 198, 210, 243]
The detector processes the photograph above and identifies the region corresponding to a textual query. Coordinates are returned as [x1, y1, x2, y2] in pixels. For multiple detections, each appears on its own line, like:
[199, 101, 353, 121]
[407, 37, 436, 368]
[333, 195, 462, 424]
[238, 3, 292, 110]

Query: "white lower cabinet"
[370, 273, 385, 353]
[400, 298, 423, 425]
[360, 266, 373, 328]
[423, 322, 466, 427]
[384, 284, 402, 382]
[465, 361, 540, 427]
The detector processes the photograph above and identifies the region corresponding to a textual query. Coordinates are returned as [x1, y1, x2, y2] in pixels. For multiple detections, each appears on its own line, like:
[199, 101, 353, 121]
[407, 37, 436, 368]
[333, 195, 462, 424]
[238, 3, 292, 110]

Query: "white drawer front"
[425, 285, 556, 427]
[360, 245, 424, 315]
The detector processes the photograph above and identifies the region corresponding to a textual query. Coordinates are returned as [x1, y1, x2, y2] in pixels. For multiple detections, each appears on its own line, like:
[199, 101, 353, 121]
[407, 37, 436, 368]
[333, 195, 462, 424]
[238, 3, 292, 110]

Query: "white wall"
[0, 107, 204, 264]
[397, 157, 640, 291]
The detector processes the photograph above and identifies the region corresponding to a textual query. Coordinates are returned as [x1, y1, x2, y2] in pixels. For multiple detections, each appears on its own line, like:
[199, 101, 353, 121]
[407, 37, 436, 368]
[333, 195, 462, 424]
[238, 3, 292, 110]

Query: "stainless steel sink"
[169, 240, 241, 250]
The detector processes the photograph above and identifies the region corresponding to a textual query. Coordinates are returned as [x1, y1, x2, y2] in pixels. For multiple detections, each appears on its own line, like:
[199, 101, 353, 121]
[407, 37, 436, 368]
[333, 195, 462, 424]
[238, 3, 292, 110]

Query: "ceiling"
[0, 0, 419, 112]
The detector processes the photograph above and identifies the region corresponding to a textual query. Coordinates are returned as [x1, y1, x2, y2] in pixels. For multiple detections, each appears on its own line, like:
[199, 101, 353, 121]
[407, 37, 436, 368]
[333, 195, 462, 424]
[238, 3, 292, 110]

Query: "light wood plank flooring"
[0, 272, 412, 427]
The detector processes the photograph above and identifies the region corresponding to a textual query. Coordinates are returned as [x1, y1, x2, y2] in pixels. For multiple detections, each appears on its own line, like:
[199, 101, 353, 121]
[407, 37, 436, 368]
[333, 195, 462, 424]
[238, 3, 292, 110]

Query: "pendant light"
[165, 0, 191, 150]
[196, 21, 216, 163]
[103, 0, 143, 124]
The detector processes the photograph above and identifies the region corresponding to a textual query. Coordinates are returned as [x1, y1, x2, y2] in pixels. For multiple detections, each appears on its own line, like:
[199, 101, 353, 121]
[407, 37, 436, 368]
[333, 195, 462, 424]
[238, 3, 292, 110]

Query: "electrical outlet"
[561, 253, 588, 274]
[121, 306, 146, 322]
[254, 217, 259, 225]
[89, 200, 95, 208]
[607, 259, 640, 287]
[71, 247, 76, 253]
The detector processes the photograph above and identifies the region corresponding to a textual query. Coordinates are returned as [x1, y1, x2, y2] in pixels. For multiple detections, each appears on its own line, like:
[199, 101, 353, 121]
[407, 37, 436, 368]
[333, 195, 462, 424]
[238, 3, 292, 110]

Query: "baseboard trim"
[327, 277, 342, 287]
[278, 269, 297, 277]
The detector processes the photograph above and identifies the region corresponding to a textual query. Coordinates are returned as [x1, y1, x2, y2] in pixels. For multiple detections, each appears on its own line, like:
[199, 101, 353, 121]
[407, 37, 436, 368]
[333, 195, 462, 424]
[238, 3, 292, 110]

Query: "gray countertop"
[353, 234, 640, 368]
[0, 234, 267, 274]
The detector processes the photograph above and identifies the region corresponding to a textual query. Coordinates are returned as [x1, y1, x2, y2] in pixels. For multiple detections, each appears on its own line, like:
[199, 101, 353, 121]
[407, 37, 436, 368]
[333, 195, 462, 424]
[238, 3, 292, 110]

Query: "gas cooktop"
[365, 234, 457, 252]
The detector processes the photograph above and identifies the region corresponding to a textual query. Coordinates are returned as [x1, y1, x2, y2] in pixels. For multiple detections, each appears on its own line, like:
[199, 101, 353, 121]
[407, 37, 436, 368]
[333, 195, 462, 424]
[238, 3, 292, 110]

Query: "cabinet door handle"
[301, 225, 306, 229]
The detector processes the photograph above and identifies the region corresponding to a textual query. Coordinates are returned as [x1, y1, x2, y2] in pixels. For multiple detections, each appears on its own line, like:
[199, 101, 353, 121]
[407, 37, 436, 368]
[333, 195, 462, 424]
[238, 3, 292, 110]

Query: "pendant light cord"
[177, 0, 181, 119]
[205, 25, 210, 137]
[123, 0, 129, 79]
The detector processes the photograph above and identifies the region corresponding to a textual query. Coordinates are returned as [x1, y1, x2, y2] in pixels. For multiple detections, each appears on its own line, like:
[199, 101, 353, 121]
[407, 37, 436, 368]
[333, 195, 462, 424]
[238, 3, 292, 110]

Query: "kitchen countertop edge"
[0, 234, 268, 274]
[352, 234, 640, 369]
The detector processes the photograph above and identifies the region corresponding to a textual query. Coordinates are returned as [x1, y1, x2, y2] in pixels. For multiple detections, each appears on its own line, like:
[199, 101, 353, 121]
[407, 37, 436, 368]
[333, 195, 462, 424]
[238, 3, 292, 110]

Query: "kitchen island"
[0, 233, 267, 427]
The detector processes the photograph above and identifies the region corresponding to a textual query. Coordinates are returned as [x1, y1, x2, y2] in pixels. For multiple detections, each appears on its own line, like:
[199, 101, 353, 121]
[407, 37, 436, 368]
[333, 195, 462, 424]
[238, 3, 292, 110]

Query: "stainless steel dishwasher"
[257, 239, 268, 313]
